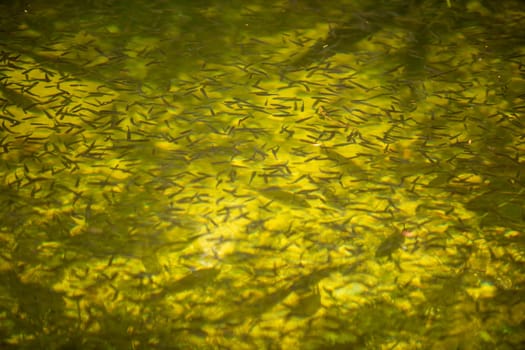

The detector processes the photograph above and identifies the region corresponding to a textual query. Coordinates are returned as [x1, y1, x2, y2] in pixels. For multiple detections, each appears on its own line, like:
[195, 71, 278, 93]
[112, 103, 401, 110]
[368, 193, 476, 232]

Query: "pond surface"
[0, 0, 524, 349]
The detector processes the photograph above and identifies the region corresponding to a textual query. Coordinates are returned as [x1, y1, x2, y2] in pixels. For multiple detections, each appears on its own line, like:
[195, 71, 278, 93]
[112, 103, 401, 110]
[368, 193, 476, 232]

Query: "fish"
[157, 267, 221, 296]
[375, 230, 405, 258]
[285, 284, 322, 318]
[257, 186, 311, 208]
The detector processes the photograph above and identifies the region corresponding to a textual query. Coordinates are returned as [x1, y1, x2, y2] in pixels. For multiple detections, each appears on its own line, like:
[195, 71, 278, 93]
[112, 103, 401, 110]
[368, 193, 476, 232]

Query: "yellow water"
[0, 0, 524, 349]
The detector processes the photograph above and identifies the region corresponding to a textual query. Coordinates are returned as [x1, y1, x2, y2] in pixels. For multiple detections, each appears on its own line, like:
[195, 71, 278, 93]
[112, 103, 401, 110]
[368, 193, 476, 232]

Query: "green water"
[1, 0, 524, 349]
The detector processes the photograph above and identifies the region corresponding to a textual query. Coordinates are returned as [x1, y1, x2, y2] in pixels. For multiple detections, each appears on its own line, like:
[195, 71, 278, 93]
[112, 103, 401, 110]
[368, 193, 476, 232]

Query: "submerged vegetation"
[0, 0, 524, 349]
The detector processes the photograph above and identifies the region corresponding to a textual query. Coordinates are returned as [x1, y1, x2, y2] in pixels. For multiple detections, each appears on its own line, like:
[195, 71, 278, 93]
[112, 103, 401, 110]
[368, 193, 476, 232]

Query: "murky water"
[1, 0, 524, 349]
